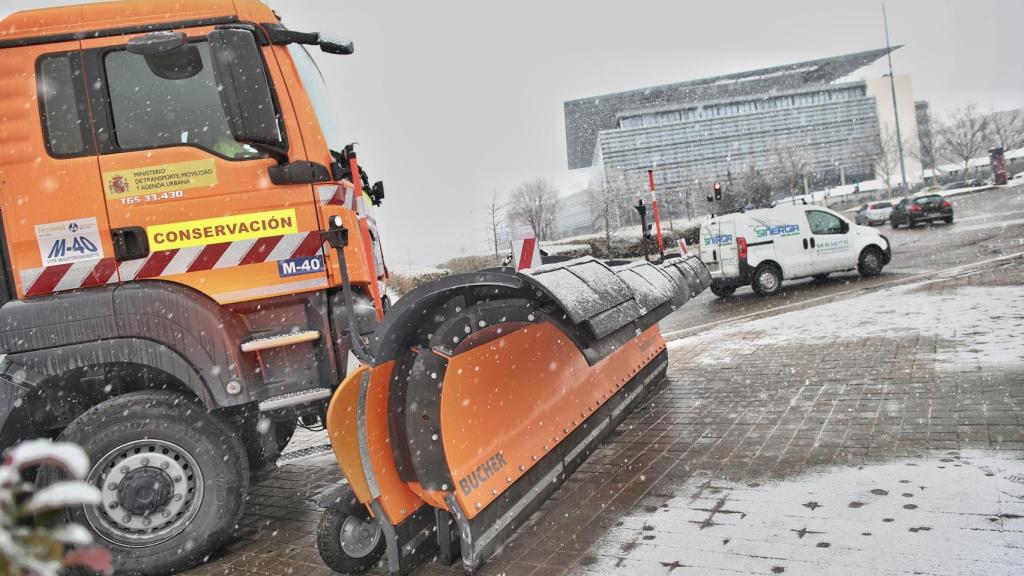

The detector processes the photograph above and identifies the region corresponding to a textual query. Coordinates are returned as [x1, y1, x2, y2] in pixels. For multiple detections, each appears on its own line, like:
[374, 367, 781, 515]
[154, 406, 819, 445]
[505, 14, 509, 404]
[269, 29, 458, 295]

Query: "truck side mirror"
[208, 29, 282, 148]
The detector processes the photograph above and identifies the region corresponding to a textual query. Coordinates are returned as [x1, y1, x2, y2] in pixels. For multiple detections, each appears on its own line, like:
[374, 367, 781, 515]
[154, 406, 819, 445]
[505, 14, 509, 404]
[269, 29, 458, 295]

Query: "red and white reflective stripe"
[511, 237, 542, 271]
[119, 231, 322, 281]
[20, 231, 324, 297]
[21, 257, 118, 297]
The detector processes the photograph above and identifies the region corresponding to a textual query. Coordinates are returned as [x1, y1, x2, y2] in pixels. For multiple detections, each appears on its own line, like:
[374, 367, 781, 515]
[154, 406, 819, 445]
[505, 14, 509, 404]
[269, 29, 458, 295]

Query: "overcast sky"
[3, 0, 1022, 265]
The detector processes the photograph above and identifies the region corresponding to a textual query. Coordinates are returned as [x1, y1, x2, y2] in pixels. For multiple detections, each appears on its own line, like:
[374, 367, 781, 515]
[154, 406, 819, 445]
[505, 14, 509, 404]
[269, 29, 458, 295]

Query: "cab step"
[276, 443, 336, 467]
[241, 330, 321, 353]
[258, 387, 332, 411]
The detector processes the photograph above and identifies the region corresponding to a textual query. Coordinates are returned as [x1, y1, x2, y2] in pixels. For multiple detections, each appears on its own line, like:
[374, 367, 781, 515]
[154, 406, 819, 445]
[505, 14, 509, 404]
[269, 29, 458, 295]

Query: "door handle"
[111, 227, 149, 261]
[810, 237, 816, 248]
[802, 238, 808, 249]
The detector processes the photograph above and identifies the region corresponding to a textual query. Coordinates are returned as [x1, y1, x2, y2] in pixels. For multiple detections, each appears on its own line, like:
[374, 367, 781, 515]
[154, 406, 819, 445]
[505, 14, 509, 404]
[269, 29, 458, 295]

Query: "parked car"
[699, 204, 891, 297]
[1011, 172, 1024, 182]
[855, 201, 894, 226]
[890, 194, 954, 228]
[942, 180, 969, 190]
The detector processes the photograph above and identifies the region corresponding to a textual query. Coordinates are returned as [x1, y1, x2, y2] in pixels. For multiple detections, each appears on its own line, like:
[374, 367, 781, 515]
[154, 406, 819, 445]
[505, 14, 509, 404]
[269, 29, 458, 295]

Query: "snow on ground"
[670, 284, 1024, 370]
[581, 450, 1024, 576]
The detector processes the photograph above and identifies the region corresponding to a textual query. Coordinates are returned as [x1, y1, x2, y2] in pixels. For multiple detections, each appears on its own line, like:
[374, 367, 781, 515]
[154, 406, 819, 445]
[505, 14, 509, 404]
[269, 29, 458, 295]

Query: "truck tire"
[751, 263, 782, 297]
[858, 247, 884, 277]
[40, 391, 248, 575]
[710, 285, 736, 298]
[317, 502, 386, 574]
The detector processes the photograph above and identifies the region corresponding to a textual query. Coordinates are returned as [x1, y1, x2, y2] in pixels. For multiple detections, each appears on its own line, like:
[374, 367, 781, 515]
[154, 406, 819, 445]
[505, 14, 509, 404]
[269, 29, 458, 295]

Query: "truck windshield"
[288, 45, 346, 153]
[105, 42, 262, 160]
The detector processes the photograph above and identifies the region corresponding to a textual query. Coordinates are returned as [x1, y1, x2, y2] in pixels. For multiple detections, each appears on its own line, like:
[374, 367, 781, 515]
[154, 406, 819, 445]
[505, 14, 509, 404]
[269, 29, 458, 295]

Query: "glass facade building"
[564, 48, 913, 207]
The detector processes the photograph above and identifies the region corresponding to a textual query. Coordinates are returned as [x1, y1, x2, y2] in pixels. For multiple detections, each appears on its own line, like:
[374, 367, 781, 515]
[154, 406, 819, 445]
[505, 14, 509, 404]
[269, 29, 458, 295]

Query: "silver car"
[855, 201, 894, 226]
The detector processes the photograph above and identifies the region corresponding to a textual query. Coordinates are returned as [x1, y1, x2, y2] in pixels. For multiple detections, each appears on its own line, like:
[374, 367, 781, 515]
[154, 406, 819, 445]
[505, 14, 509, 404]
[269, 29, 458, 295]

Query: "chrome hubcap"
[866, 254, 879, 270]
[86, 439, 203, 547]
[339, 514, 381, 558]
[759, 270, 778, 292]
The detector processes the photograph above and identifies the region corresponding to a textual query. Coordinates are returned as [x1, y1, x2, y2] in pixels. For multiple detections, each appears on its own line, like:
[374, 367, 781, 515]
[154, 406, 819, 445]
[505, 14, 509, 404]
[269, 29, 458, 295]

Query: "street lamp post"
[883, 3, 908, 192]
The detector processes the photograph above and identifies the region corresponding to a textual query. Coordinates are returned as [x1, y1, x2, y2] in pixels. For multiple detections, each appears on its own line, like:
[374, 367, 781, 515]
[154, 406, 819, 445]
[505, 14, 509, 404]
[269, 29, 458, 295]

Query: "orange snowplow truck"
[0, 1, 710, 575]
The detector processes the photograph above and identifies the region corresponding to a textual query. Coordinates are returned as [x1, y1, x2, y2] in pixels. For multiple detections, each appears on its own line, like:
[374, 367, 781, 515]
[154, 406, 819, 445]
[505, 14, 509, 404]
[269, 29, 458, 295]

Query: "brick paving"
[188, 256, 1024, 576]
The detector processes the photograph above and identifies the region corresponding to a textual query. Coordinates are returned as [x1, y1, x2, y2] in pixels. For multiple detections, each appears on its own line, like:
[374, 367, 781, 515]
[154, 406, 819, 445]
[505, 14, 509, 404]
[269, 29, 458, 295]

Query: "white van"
[699, 204, 891, 297]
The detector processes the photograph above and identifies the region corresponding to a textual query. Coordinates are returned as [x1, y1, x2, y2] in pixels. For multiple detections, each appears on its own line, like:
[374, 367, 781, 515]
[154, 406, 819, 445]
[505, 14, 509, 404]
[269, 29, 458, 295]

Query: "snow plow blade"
[321, 255, 709, 574]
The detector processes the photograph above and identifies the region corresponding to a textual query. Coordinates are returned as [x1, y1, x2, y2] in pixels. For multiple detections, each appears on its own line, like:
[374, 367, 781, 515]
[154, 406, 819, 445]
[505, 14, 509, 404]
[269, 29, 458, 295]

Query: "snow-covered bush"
[387, 266, 452, 296]
[0, 439, 112, 576]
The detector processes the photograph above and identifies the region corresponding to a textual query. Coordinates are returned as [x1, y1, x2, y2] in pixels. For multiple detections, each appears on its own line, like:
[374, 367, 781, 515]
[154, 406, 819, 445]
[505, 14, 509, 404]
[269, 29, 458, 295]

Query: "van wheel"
[39, 391, 248, 576]
[710, 285, 736, 298]
[317, 500, 386, 574]
[858, 247, 884, 277]
[944, 216, 953, 224]
[751, 263, 782, 296]
[890, 219, 899, 229]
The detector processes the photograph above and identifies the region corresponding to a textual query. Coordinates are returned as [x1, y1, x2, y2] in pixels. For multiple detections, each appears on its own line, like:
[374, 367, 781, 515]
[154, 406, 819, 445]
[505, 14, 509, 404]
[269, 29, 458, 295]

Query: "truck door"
[0, 42, 120, 298]
[81, 32, 328, 304]
[804, 209, 854, 274]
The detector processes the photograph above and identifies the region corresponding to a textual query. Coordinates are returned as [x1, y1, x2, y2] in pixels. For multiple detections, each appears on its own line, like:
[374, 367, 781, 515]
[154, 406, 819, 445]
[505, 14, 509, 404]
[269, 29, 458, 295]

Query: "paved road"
[190, 251, 1024, 576]
[657, 183, 1024, 336]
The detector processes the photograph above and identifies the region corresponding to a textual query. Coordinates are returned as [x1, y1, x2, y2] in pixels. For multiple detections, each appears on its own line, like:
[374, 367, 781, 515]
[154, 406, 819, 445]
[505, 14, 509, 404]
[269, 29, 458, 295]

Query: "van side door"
[81, 29, 328, 305]
[804, 209, 854, 273]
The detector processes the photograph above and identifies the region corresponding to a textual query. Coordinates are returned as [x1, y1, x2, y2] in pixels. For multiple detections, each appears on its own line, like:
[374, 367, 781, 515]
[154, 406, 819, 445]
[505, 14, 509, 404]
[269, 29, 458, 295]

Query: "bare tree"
[509, 178, 558, 240]
[987, 108, 1024, 151]
[772, 142, 812, 197]
[937, 104, 989, 175]
[862, 128, 903, 195]
[486, 190, 505, 258]
[738, 165, 773, 207]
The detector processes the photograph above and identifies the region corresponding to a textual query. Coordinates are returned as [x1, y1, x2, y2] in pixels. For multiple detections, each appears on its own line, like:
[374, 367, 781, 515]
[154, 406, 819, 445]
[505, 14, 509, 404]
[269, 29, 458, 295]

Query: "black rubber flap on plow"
[611, 260, 678, 314]
[519, 257, 642, 339]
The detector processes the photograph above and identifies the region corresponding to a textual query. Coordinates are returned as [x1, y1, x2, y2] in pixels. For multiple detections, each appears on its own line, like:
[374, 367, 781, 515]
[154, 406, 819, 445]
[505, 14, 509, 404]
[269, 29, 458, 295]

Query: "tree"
[863, 128, 903, 195]
[738, 165, 773, 208]
[509, 178, 558, 240]
[772, 142, 812, 198]
[937, 104, 989, 175]
[987, 108, 1024, 151]
[486, 190, 505, 258]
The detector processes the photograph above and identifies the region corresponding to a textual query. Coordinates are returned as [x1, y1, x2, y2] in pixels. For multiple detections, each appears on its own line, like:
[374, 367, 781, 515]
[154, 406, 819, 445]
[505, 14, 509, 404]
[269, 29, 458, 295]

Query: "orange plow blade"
[320, 256, 710, 574]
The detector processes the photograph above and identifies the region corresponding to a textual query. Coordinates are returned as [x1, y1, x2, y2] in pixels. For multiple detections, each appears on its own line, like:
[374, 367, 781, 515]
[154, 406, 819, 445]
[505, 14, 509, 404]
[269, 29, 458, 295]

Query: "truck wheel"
[751, 263, 782, 297]
[858, 247, 884, 277]
[710, 285, 736, 298]
[317, 505, 386, 574]
[41, 391, 248, 575]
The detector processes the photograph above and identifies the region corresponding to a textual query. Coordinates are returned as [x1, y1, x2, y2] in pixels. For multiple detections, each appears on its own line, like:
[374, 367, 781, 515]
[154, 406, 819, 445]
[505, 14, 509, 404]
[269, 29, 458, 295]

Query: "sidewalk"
[188, 256, 1024, 576]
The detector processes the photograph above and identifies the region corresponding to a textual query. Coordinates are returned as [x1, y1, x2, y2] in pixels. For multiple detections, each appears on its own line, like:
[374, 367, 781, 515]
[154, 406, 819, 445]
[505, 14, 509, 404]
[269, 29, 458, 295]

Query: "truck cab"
[0, 2, 387, 572]
[699, 204, 891, 297]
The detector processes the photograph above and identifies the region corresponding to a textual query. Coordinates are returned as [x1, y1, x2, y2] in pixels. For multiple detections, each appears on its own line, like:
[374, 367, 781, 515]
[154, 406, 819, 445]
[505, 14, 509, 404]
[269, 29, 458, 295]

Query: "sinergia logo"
[703, 234, 733, 246]
[47, 236, 99, 260]
[754, 224, 800, 238]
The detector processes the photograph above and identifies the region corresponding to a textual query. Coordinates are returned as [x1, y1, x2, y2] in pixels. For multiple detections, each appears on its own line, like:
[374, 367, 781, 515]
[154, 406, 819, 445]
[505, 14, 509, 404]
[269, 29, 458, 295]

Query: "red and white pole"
[648, 169, 664, 256]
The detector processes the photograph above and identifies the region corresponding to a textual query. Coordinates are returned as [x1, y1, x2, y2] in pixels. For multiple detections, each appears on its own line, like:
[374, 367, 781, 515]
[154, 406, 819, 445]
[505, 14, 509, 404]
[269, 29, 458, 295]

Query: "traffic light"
[713, 181, 722, 201]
